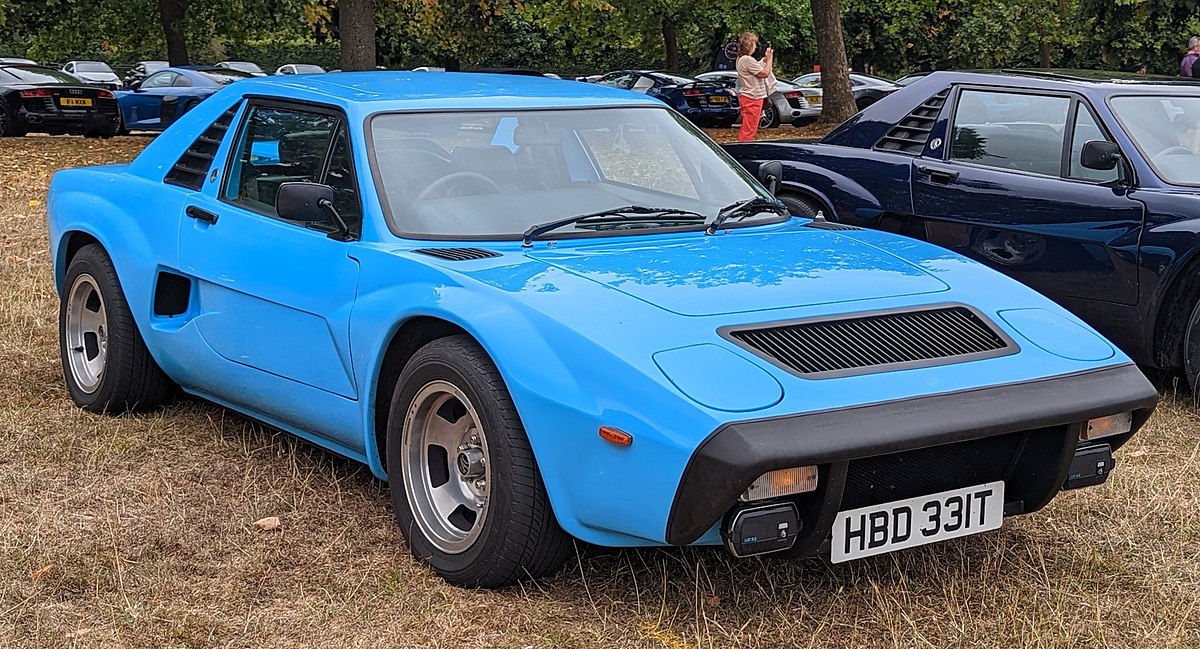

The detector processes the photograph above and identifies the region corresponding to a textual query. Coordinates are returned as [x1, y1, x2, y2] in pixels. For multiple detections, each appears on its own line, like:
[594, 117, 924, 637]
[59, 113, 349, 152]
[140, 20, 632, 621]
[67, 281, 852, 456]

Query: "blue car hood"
[524, 228, 949, 316]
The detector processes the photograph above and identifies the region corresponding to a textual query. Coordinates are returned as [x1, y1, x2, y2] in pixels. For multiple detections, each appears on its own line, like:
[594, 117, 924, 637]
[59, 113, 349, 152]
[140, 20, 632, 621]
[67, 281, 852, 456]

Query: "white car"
[61, 60, 122, 90]
[694, 70, 822, 128]
[275, 64, 326, 75]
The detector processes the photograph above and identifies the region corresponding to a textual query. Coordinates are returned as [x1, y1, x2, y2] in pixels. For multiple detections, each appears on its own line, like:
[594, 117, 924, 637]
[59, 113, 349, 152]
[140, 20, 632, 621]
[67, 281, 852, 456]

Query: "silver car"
[695, 70, 822, 128]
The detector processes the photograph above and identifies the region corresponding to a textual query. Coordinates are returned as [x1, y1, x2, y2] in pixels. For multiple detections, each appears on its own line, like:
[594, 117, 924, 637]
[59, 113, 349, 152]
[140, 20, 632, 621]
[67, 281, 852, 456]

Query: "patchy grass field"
[2, 133, 1199, 648]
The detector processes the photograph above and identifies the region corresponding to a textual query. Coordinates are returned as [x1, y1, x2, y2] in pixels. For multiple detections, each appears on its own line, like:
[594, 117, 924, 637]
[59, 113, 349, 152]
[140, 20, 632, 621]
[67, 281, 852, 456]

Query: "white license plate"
[831, 480, 1004, 563]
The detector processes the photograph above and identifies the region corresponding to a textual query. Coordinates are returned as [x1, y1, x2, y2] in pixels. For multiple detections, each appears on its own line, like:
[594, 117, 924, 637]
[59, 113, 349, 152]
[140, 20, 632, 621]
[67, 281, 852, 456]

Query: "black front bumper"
[665, 364, 1157, 546]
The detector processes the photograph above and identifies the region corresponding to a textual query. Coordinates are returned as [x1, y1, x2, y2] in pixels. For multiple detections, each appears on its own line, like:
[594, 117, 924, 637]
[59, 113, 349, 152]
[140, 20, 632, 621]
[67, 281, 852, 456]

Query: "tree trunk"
[1038, 41, 1051, 68]
[662, 18, 678, 72]
[339, 0, 376, 71]
[158, 0, 190, 66]
[811, 0, 856, 124]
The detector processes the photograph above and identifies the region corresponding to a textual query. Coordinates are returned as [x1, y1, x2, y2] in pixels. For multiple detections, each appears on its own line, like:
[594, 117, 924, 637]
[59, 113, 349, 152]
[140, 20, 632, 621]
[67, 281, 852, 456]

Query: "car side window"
[950, 89, 1070, 177]
[1068, 106, 1120, 183]
[171, 74, 193, 88]
[225, 105, 345, 222]
[323, 124, 362, 234]
[631, 75, 655, 92]
[142, 72, 176, 88]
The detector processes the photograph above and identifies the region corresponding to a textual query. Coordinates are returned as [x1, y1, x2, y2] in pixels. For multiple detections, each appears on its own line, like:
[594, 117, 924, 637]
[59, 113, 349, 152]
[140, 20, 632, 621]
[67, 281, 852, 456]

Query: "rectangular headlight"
[1081, 412, 1133, 441]
[739, 466, 818, 502]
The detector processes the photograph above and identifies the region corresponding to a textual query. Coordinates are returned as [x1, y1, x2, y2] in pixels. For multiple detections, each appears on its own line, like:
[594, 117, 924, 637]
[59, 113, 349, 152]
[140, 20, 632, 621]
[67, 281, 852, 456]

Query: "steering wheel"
[415, 172, 502, 201]
[1157, 145, 1194, 157]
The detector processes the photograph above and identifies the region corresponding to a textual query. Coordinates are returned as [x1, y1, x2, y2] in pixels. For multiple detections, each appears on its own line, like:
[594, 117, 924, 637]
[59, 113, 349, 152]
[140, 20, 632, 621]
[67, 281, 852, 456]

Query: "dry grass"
[1, 132, 1199, 649]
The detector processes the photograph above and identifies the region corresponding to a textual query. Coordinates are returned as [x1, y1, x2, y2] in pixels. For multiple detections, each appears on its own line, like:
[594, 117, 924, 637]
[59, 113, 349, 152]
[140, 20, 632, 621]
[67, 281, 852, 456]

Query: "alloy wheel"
[64, 273, 108, 394]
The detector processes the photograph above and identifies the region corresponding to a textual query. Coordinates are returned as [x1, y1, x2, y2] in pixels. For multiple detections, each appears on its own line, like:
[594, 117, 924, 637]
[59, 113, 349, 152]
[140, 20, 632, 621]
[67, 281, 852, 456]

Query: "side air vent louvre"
[165, 105, 238, 191]
[722, 305, 1015, 378]
[413, 248, 502, 261]
[873, 89, 950, 155]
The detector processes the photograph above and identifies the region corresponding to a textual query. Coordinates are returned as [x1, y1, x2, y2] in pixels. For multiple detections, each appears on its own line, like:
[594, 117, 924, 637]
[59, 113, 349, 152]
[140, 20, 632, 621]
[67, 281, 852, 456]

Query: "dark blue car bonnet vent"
[721, 305, 1016, 378]
[165, 105, 239, 191]
[413, 248, 501, 261]
[874, 88, 950, 155]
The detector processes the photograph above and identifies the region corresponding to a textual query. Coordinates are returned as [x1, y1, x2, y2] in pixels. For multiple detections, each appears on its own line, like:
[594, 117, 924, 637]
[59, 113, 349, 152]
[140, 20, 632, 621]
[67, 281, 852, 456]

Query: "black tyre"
[59, 244, 174, 413]
[386, 335, 571, 588]
[778, 193, 822, 218]
[759, 102, 781, 129]
[856, 97, 877, 112]
[0, 104, 24, 137]
[1182, 299, 1200, 390]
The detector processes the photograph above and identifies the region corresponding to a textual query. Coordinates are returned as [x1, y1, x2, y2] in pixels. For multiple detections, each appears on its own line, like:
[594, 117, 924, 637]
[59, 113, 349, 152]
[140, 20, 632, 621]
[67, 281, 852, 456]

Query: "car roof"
[914, 69, 1200, 93]
[217, 71, 665, 111]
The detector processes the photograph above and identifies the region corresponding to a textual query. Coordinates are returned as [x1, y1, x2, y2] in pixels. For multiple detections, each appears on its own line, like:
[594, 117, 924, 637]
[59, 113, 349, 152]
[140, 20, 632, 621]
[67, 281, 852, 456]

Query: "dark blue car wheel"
[59, 244, 174, 412]
[386, 335, 572, 588]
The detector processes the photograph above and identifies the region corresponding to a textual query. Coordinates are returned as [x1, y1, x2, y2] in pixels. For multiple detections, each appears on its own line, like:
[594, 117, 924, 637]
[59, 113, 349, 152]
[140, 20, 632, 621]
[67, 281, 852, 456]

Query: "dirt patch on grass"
[2, 134, 1198, 648]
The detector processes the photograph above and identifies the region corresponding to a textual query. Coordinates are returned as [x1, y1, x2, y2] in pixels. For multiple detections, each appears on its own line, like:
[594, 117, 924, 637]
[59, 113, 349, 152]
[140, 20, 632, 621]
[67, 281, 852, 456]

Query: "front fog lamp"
[739, 466, 818, 502]
[1081, 412, 1133, 441]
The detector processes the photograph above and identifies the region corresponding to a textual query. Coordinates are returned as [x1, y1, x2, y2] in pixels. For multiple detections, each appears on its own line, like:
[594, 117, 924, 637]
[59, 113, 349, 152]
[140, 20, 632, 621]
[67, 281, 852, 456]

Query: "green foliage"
[2, 0, 1199, 78]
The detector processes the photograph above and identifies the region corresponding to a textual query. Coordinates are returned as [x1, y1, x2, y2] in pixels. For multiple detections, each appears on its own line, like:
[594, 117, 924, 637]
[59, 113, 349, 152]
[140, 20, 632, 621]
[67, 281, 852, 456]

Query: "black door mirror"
[1081, 140, 1121, 171]
[276, 182, 353, 241]
[276, 181, 335, 222]
[757, 160, 783, 195]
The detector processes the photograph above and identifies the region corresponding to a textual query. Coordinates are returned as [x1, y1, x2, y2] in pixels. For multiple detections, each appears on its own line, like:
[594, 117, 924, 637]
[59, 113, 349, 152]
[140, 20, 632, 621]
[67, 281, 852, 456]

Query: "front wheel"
[778, 193, 822, 218]
[59, 244, 174, 412]
[1182, 299, 1200, 390]
[386, 335, 571, 588]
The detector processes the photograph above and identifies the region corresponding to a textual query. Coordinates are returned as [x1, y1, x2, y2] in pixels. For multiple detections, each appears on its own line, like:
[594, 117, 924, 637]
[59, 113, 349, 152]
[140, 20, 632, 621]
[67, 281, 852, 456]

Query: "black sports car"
[594, 70, 738, 127]
[0, 65, 119, 137]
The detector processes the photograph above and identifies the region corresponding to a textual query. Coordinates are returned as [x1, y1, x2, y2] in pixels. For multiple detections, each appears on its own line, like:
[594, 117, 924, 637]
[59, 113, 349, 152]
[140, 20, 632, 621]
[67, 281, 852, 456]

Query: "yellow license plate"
[808, 97, 822, 106]
[709, 95, 728, 103]
[60, 98, 92, 107]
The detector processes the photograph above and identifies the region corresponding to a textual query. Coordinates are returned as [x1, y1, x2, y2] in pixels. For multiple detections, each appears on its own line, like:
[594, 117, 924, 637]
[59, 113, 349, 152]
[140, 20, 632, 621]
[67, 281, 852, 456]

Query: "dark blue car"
[114, 66, 252, 132]
[594, 70, 738, 127]
[726, 70, 1200, 386]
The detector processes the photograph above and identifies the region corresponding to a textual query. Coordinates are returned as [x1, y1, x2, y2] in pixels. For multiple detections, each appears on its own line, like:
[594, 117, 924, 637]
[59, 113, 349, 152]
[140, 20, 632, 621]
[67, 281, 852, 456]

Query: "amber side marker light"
[739, 466, 818, 502]
[1082, 412, 1133, 441]
[599, 426, 633, 446]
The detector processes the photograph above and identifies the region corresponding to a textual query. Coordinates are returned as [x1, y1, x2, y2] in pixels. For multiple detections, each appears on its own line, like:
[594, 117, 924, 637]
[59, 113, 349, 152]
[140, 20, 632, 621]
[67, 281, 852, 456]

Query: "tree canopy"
[0, 0, 1194, 77]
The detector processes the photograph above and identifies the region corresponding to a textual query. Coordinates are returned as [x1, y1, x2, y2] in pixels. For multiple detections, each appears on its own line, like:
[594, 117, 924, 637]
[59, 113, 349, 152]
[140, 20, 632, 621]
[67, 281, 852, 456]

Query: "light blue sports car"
[47, 72, 1157, 588]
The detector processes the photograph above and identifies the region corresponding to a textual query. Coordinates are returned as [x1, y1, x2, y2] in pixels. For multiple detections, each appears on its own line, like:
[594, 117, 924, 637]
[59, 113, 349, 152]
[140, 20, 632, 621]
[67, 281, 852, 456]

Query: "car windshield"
[291, 64, 325, 74]
[1, 66, 79, 84]
[76, 62, 112, 73]
[223, 61, 263, 74]
[369, 106, 778, 239]
[198, 69, 253, 84]
[1111, 95, 1200, 185]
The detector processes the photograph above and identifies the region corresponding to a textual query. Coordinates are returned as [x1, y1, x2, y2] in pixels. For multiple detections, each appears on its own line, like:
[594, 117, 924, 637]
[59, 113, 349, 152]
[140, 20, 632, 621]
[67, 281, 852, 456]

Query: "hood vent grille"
[413, 248, 501, 261]
[874, 88, 950, 155]
[723, 305, 1015, 378]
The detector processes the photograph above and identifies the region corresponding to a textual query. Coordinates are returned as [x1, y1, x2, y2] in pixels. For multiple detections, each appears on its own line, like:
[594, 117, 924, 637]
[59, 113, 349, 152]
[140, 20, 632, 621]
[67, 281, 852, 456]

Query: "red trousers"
[738, 96, 763, 142]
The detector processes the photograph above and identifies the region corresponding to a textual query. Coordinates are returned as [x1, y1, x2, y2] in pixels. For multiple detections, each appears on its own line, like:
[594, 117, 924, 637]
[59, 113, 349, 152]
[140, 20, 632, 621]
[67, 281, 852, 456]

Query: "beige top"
[736, 54, 768, 99]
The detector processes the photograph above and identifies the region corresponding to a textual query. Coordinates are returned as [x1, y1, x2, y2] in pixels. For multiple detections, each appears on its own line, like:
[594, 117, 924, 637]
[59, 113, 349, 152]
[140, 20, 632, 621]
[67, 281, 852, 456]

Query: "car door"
[123, 70, 178, 127]
[176, 100, 364, 439]
[910, 87, 1145, 307]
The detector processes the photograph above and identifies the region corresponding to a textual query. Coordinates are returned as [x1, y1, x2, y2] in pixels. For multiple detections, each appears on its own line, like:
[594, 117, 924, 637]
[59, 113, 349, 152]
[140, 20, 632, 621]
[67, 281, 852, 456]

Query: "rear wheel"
[778, 193, 822, 218]
[0, 104, 24, 137]
[59, 244, 174, 412]
[759, 102, 781, 129]
[386, 335, 571, 588]
[1182, 300, 1200, 390]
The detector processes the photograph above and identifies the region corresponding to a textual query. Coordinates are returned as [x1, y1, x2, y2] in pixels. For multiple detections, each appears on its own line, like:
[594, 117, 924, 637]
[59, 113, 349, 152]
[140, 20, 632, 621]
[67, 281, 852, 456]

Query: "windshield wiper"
[522, 205, 705, 246]
[705, 197, 789, 235]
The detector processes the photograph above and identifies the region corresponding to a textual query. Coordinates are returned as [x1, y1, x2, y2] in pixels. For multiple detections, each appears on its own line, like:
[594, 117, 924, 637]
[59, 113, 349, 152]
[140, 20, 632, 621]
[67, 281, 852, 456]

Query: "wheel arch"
[57, 230, 103, 291]
[371, 315, 471, 475]
[776, 182, 837, 217]
[1151, 249, 1200, 370]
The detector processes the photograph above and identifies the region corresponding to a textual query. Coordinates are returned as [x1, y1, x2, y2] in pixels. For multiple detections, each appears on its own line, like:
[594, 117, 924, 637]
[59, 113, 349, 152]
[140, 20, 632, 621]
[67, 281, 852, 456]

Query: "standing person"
[735, 32, 773, 142]
[1182, 36, 1200, 77]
